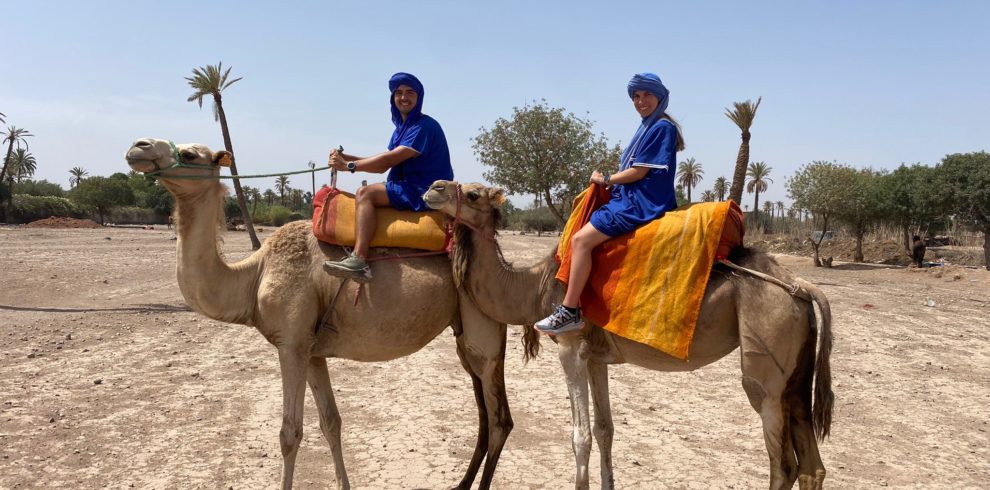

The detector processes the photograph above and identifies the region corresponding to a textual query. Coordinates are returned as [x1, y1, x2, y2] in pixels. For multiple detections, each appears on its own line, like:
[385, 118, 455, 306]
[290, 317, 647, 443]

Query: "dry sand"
[1, 226, 988, 489]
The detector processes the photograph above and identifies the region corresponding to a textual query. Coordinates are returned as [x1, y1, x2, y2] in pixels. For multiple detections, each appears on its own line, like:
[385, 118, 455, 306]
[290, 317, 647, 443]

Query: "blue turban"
[627, 72, 669, 116]
[388, 72, 425, 128]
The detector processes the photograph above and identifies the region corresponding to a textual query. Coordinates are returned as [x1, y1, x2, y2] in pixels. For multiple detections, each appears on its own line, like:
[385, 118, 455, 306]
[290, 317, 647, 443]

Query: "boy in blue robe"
[324, 72, 453, 282]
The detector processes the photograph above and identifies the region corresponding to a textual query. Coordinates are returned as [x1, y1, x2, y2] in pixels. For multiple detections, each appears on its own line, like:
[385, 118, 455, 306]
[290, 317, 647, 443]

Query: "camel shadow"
[0, 303, 191, 313]
[827, 262, 900, 271]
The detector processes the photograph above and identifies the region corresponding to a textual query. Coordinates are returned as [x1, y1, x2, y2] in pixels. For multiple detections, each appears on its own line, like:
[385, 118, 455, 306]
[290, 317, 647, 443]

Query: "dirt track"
[1, 226, 988, 489]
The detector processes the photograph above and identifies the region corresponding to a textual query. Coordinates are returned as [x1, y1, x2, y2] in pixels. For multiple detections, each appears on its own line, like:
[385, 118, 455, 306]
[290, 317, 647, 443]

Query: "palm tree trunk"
[728, 131, 749, 204]
[686, 183, 692, 203]
[753, 188, 760, 230]
[0, 140, 14, 185]
[215, 95, 261, 250]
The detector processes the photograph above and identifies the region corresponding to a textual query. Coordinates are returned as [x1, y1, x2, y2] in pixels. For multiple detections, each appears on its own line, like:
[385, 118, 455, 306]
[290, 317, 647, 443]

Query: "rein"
[145, 141, 331, 181]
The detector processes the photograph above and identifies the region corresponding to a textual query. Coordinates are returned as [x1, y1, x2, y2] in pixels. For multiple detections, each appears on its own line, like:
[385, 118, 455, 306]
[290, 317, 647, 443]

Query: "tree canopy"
[472, 101, 620, 225]
[70, 175, 135, 224]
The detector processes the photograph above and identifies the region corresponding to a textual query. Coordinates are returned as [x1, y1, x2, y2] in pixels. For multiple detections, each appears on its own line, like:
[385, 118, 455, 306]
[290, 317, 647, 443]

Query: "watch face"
[347, 162, 356, 171]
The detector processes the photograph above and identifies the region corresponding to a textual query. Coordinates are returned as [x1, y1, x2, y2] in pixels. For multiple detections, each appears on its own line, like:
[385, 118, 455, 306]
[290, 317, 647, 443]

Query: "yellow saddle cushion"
[312, 186, 449, 251]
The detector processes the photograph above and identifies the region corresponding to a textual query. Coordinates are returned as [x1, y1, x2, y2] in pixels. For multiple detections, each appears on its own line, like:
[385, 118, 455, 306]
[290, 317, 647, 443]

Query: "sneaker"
[323, 253, 372, 283]
[534, 305, 584, 335]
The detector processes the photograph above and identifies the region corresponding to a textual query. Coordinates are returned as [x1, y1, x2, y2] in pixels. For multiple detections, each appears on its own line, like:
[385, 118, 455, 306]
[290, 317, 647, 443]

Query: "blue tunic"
[386, 114, 453, 211]
[589, 118, 679, 237]
[383, 72, 453, 211]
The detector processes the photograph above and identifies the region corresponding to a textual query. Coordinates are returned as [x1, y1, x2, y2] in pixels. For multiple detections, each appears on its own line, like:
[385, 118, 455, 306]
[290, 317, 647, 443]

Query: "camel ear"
[214, 151, 233, 167]
[488, 188, 506, 207]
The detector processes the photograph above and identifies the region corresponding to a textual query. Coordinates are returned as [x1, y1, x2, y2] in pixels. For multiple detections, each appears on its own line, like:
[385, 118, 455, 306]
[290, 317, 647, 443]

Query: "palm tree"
[745, 161, 773, 226]
[263, 189, 276, 207]
[6, 149, 37, 184]
[274, 175, 290, 206]
[0, 112, 5, 124]
[776, 201, 785, 222]
[1, 126, 34, 189]
[69, 167, 89, 189]
[700, 190, 715, 202]
[712, 176, 728, 202]
[675, 157, 704, 202]
[725, 97, 762, 204]
[186, 63, 261, 249]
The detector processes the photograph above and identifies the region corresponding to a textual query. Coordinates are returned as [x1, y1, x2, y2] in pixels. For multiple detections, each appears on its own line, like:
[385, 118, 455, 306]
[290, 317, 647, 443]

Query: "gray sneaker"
[323, 253, 372, 282]
[534, 305, 584, 335]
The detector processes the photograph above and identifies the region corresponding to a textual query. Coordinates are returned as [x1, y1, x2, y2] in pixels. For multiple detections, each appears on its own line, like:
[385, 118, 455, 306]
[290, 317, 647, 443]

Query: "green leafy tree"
[69, 166, 88, 188]
[787, 161, 847, 266]
[712, 176, 728, 202]
[879, 163, 942, 252]
[70, 175, 135, 225]
[15, 179, 64, 197]
[186, 62, 261, 249]
[472, 100, 621, 225]
[746, 161, 773, 227]
[937, 151, 990, 270]
[725, 97, 762, 204]
[676, 157, 704, 202]
[832, 167, 885, 262]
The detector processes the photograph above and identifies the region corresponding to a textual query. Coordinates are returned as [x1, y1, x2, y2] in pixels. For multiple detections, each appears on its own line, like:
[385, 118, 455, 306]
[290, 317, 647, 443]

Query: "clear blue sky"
[2, 0, 988, 209]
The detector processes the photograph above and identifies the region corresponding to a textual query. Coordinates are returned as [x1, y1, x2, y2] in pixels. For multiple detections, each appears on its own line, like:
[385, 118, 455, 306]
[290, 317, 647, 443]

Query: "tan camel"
[424, 181, 834, 490]
[124, 139, 513, 490]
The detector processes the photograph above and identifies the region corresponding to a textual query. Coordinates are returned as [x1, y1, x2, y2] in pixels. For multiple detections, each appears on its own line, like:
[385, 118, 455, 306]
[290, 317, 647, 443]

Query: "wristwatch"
[346, 161, 356, 173]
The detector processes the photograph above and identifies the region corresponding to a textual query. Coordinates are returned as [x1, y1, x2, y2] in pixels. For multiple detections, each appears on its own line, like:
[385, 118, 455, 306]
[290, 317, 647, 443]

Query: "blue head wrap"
[620, 73, 672, 169]
[389, 72, 425, 128]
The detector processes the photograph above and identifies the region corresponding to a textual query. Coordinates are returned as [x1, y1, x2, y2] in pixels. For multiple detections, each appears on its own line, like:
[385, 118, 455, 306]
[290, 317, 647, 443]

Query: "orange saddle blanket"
[556, 185, 744, 359]
[312, 186, 449, 251]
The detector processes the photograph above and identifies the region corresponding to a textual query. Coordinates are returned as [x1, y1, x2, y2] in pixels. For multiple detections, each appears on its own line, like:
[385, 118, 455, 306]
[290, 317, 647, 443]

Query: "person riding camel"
[536, 72, 686, 334]
[323, 72, 454, 282]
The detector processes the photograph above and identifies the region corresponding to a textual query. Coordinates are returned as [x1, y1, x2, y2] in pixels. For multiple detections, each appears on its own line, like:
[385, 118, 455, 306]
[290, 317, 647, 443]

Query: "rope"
[147, 140, 336, 181]
[717, 259, 813, 302]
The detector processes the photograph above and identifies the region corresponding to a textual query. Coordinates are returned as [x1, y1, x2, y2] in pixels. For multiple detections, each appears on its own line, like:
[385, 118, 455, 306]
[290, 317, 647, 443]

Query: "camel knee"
[280, 418, 304, 453]
[320, 409, 342, 434]
[593, 419, 613, 442]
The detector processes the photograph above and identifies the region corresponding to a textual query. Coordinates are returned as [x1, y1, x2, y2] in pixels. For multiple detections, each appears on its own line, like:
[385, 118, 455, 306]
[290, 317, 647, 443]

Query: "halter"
[447, 183, 496, 245]
[145, 141, 219, 178]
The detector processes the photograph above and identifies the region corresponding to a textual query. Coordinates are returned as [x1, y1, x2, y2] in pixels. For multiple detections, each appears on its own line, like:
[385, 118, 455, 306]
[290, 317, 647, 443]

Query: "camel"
[124, 139, 513, 490]
[423, 181, 834, 490]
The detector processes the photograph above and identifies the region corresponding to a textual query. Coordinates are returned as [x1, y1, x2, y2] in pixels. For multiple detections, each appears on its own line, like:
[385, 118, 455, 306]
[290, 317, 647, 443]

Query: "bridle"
[445, 183, 496, 245]
[144, 141, 219, 178]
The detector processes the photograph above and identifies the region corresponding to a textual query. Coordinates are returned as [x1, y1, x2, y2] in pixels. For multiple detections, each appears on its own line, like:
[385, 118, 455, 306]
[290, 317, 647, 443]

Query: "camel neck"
[457, 228, 561, 325]
[173, 184, 260, 324]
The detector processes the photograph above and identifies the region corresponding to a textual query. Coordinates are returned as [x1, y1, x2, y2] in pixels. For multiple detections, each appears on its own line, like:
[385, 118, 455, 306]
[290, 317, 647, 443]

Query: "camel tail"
[521, 325, 542, 363]
[798, 278, 834, 441]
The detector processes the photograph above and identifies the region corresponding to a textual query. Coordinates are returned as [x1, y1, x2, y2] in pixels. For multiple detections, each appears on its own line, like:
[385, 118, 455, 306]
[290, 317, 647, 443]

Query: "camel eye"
[466, 191, 480, 201]
[434, 185, 445, 192]
[180, 150, 198, 161]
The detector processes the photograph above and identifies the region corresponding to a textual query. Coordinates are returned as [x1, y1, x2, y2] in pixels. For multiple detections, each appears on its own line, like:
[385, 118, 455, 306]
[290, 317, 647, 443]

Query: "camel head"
[423, 180, 506, 231]
[125, 138, 231, 195]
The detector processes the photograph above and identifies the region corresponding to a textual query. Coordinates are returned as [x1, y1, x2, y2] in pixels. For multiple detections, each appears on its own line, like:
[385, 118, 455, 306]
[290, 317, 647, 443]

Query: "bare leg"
[307, 357, 349, 490]
[558, 333, 592, 489]
[277, 346, 310, 490]
[562, 224, 611, 308]
[352, 183, 390, 259]
[454, 292, 512, 490]
[588, 360, 615, 489]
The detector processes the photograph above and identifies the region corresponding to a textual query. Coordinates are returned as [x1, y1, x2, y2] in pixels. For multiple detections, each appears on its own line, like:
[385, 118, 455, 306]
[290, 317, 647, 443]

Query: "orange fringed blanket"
[556, 185, 744, 359]
[312, 186, 449, 251]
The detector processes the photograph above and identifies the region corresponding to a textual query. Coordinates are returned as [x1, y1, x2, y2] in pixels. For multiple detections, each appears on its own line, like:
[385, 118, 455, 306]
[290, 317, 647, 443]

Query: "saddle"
[312, 186, 449, 251]
[556, 185, 744, 359]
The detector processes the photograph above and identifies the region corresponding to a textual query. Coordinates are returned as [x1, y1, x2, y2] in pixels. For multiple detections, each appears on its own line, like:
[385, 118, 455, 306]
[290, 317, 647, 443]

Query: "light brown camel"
[124, 139, 513, 490]
[424, 181, 834, 490]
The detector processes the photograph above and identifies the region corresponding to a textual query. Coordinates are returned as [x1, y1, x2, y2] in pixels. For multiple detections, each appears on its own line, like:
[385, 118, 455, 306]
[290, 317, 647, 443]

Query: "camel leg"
[277, 346, 309, 490]
[587, 360, 615, 490]
[558, 333, 593, 490]
[306, 357, 349, 490]
[453, 294, 512, 490]
[741, 370, 798, 489]
[790, 396, 826, 490]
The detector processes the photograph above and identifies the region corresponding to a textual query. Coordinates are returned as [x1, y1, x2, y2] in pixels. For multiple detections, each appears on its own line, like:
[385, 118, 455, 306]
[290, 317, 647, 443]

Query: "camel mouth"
[421, 193, 449, 210]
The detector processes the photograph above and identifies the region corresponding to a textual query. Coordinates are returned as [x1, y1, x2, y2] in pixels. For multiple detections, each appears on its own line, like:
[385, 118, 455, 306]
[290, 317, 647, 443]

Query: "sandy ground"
[1, 226, 988, 489]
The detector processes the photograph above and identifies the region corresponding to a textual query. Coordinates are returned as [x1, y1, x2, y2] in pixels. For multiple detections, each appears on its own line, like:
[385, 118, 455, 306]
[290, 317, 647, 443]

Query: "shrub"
[267, 206, 293, 226]
[8, 195, 87, 223]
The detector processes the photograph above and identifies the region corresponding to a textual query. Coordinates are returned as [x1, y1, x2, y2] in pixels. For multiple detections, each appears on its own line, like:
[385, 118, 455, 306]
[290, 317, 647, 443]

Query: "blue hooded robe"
[589, 73, 680, 237]
[384, 72, 453, 211]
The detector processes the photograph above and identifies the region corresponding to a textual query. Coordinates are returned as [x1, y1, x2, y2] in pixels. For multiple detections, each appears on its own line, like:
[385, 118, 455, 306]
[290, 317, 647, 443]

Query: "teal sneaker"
[323, 253, 372, 282]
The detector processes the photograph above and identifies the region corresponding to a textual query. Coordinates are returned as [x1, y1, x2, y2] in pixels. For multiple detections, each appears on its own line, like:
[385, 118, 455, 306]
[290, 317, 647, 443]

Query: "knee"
[593, 419, 613, 440]
[280, 420, 303, 449]
[571, 233, 593, 252]
[355, 185, 372, 202]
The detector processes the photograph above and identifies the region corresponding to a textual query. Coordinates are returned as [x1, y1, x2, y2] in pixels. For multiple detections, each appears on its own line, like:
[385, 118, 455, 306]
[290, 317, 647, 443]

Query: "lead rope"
[717, 259, 813, 302]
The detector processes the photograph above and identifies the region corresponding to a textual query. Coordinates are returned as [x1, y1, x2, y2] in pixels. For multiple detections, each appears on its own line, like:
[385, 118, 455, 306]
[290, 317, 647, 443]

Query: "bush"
[267, 206, 293, 226]
[14, 180, 65, 197]
[512, 207, 560, 234]
[287, 211, 307, 223]
[8, 195, 88, 223]
[106, 206, 168, 225]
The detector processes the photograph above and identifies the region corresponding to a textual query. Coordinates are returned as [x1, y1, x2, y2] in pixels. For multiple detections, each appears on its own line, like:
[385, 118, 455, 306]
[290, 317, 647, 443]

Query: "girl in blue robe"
[536, 73, 685, 334]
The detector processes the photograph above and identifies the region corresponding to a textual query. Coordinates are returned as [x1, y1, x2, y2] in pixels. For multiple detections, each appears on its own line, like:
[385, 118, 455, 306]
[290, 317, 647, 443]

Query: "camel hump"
[312, 187, 449, 251]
